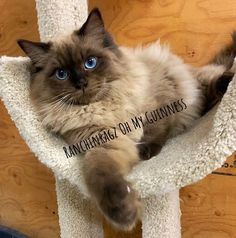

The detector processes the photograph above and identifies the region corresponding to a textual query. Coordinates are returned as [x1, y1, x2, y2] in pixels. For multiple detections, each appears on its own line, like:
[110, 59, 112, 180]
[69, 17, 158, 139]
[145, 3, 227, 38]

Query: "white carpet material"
[0, 0, 235, 237]
[142, 191, 181, 238]
[55, 179, 103, 238]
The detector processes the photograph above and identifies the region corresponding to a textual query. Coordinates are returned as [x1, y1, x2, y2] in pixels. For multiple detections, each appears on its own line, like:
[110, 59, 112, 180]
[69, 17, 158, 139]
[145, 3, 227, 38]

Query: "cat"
[17, 8, 234, 230]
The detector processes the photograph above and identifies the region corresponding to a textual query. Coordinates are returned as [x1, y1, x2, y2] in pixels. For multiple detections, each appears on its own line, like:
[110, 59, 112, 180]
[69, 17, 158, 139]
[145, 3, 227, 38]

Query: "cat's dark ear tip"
[231, 31, 236, 43]
[17, 39, 26, 48]
[17, 39, 33, 51]
[76, 7, 104, 36]
[88, 8, 104, 23]
[17, 39, 32, 54]
[90, 7, 102, 19]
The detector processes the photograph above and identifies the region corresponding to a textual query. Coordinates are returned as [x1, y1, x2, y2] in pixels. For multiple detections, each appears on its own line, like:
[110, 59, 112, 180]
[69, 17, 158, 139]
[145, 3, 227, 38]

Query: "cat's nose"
[75, 78, 88, 90]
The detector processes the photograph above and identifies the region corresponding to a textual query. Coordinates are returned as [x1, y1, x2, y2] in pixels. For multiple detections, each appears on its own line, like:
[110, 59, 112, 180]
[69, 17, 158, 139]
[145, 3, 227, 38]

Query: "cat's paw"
[137, 142, 163, 160]
[137, 143, 151, 160]
[99, 177, 141, 230]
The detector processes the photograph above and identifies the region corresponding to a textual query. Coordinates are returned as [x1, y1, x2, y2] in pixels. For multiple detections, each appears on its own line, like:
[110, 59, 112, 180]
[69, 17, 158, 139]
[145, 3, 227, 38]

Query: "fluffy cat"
[17, 8, 234, 230]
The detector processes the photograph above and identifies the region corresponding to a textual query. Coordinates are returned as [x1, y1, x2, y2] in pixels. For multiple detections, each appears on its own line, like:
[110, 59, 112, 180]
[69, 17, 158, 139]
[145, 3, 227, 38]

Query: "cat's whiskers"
[55, 94, 73, 115]
[39, 91, 70, 104]
[93, 78, 111, 101]
[67, 99, 75, 113]
[49, 95, 71, 111]
[64, 96, 73, 113]
[39, 93, 72, 115]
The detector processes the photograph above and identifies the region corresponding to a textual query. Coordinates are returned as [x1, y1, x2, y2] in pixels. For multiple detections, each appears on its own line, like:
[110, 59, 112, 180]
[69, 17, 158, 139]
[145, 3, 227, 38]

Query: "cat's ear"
[78, 8, 105, 37]
[17, 39, 51, 64]
[76, 8, 117, 49]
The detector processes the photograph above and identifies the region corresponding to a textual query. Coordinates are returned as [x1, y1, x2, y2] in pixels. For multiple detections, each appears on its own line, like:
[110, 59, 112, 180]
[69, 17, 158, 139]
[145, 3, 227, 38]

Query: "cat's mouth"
[56, 82, 110, 106]
[81, 85, 86, 95]
[60, 90, 92, 106]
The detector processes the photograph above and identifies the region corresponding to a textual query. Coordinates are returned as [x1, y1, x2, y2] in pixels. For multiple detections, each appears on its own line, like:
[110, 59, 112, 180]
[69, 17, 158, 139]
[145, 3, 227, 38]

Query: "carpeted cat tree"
[0, 1, 235, 237]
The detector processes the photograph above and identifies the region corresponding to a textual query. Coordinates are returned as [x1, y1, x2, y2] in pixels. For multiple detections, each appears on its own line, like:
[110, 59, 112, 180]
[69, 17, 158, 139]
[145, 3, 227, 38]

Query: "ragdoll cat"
[17, 8, 234, 230]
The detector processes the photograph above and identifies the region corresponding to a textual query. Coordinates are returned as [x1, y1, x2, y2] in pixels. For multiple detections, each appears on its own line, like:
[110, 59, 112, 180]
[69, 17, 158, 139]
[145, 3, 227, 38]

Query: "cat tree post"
[35, 0, 182, 237]
[142, 192, 181, 238]
[36, 1, 104, 237]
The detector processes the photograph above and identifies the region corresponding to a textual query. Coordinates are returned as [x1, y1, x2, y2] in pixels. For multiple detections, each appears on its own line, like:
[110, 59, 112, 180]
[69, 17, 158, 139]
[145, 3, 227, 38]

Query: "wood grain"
[88, 1, 236, 237]
[0, 0, 39, 56]
[181, 166, 236, 238]
[0, 0, 59, 237]
[89, 0, 236, 66]
[0, 102, 60, 238]
[0, 0, 235, 238]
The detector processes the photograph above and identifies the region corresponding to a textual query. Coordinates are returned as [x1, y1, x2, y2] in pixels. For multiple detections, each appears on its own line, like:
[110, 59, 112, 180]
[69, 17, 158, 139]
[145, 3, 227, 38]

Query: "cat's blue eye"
[55, 69, 69, 80]
[84, 56, 97, 70]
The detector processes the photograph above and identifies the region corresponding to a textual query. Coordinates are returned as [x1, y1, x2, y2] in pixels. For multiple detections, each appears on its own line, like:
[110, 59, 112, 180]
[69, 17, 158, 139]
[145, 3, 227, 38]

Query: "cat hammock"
[0, 0, 235, 237]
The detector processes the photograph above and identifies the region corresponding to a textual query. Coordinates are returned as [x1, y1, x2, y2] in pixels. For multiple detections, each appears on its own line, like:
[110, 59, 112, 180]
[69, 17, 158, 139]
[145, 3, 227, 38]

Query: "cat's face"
[18, 8, 122, 105]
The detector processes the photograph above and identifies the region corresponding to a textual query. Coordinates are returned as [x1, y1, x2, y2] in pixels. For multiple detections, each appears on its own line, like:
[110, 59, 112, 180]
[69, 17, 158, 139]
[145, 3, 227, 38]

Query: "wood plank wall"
[0, 0, 235, 237]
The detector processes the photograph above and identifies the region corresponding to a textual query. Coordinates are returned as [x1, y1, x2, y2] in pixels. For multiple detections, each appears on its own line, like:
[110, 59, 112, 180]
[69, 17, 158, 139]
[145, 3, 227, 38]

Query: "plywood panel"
[0, 0, 235, 238]
[181, 156, 236, 238]
[0, 0, 60, 237]
[89, 0, 236, 66]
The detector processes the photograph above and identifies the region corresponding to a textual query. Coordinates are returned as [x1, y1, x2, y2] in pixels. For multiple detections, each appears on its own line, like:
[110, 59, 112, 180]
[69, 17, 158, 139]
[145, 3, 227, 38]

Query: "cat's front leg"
[82, 137, 141, 230]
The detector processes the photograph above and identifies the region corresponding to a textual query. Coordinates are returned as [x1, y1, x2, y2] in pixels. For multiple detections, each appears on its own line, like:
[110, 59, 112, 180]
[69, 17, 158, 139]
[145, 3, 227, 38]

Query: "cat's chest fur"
[37, 91, 145, 143]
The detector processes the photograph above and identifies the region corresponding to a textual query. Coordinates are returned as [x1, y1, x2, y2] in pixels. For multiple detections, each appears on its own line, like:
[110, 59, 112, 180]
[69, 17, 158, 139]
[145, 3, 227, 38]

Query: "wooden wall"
[0, 0, 236, 237]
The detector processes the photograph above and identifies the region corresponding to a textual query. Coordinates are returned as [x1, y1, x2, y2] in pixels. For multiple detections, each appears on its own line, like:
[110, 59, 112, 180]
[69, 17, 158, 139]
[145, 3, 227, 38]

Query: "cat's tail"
[195, 32, 236, 114]
[211, 31, 236, 70]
